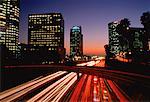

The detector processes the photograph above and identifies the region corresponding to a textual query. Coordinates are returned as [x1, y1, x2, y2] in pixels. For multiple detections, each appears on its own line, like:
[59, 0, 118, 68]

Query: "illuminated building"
[70, 26, 83, 57]
[28, 13, 65, 63]
[109, 20, 147, 57]
[0, 0, 20, 54]
[108, 21, 120, 55]
[109, 17, 150, 61]
[130, 27, 146, 52]
[28, 13, 64, 48]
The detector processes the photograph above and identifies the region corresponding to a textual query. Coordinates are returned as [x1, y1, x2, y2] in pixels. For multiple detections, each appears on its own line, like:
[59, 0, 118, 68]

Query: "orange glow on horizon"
[65, 46, 105, 56]
[84, 47, 105, 55]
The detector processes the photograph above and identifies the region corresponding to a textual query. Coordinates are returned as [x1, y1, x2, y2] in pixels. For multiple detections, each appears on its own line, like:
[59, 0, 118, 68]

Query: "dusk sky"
[20, 0, 150, 55]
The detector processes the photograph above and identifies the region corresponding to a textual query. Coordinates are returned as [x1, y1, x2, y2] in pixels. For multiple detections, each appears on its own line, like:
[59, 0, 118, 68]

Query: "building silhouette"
[70, 26, 83, 59]
[0, 0, 20, 55]
[140, 11, 150, 50]
[28, 13, 65, 64]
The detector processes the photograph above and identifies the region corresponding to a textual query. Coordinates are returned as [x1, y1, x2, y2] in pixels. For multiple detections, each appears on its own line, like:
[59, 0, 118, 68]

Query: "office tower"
[28, 13, 64, 48]
[28, 13, 65, 63]
[0, 0, 20, 54]
[108, 21, 120, 55]
[70, 26, 83, 57]
[130, 27, 146, 52]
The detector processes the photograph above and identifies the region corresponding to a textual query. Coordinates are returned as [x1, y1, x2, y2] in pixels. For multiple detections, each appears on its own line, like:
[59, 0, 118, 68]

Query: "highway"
[69, 59, 130, 102]
[27, 72, 79, 102]
[0, 58, 150, 101]
[0, 71, 67, 102]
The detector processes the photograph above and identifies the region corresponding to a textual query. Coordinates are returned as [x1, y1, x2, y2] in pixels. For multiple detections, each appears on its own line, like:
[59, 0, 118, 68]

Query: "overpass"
[3, 65, 150, 87]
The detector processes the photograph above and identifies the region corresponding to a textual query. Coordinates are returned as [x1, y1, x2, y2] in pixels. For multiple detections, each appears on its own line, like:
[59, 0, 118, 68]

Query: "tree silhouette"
[104, 44, 115, 58]
[140, 11, 150, 51]
[116, 18, 131, 55]
[141, 12, 150, 28]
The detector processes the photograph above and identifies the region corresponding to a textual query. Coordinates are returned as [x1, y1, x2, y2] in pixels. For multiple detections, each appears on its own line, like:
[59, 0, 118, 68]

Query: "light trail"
[70, 74, 88, 102]
[106, 80, 129, 102]
[87, 61, 96, 66]
[27, 72, 77, 102]
[0, 71, 67, 102]
[0, 71, 64, 99]
[77, 63, 87, 66]
[93, 76, 100, 102]
[81, 75, 92, 101]
[99, 78, 112, 102]
[1, 60, 139, 102]
[52, 75, 77, 101]
[39, 73, 76, 102]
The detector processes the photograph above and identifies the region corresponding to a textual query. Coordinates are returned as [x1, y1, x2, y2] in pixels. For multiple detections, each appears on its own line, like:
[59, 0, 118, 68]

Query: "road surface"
[0, 59, 150, 101]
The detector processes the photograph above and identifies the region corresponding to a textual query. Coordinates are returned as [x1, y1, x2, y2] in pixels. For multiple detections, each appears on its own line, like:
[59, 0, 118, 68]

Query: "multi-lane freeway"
[0, 59, 150, 102]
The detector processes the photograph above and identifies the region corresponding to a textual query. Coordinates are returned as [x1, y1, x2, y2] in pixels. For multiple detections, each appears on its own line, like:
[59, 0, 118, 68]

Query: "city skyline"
[0, 0, 150, 100]
[20, 0, 150, 55]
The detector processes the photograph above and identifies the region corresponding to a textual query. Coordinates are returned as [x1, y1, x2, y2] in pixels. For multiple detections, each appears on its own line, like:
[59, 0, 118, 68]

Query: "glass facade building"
[70, 26, 83, 57]
[0, 0, 20, 54]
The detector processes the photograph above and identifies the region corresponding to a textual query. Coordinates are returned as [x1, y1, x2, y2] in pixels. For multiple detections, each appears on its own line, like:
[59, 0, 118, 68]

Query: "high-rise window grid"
[0, 0, 20, 54]
[70, 26, 83, 56]
[28, 13, 64, 50]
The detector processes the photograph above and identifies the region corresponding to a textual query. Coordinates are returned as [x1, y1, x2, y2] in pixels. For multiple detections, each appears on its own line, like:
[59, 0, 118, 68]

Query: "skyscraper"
[130, 27, 146, 52]
[28, 13, 65, 63]
[0, 0, 20, 54]
[70, 26, 83, 57]
[108, 21, 120, 55]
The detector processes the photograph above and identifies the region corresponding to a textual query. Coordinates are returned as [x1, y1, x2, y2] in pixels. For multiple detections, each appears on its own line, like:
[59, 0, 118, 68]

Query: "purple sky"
[19, 0, 150, 55]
